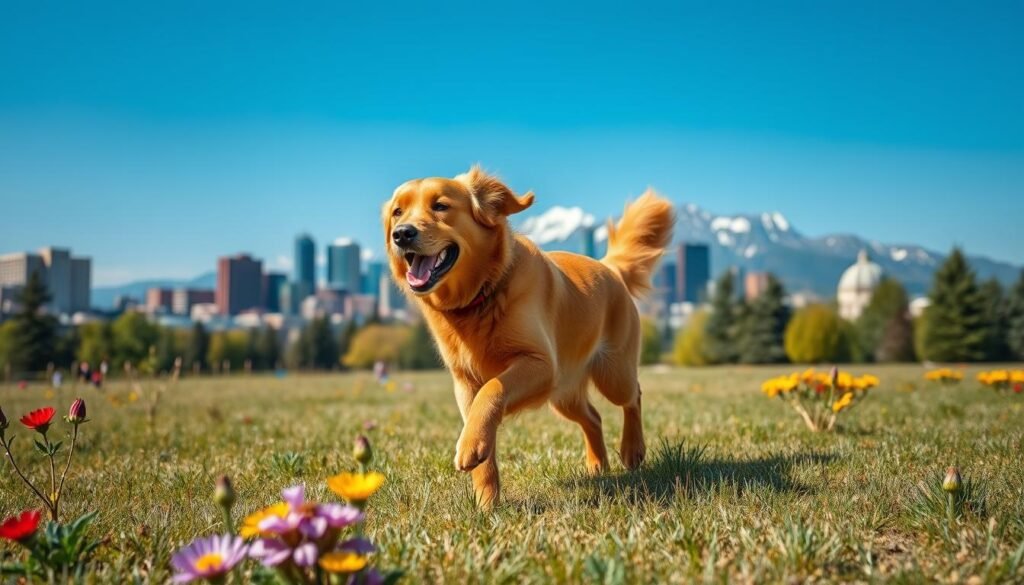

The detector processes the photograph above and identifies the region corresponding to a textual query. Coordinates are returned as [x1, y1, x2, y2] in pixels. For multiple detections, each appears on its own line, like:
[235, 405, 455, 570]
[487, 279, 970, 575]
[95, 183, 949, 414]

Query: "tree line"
[673, 248, 1024, 365]
[0, 272, 440, 378]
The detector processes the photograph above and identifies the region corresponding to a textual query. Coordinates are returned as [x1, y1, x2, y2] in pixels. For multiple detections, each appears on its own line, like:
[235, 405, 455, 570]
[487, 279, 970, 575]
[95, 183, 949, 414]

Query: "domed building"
[837, 250, 883, 320]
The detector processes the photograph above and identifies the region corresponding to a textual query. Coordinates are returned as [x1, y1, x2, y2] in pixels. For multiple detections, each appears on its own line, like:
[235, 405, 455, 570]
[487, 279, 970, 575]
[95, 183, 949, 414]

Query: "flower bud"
[828, 366, 839, 388]
[67, 398, 87, 424]
[942, 467, 962, 493]
[214, 475, 236, 510]
[353, 435, 373, 466]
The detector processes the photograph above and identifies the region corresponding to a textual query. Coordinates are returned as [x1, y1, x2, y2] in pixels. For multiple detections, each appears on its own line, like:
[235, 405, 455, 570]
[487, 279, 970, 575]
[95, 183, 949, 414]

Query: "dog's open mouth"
[404, 244, 459, 292]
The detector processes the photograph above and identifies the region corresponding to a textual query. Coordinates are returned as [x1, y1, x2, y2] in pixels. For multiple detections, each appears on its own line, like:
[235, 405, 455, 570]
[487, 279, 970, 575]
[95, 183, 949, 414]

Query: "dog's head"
[383, 166, 534, 310]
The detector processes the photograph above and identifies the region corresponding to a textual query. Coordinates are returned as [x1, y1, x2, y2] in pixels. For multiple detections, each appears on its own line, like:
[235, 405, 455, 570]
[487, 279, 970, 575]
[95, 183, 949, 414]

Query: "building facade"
[327, 239, 362, 293]
[673, 243, 711, 303]
[837, 250, 883, 320]
[263, 272, 287, 313]
[216, 254, 264, 315]
[294, 234, 316, 301]
[172, 288, 215, 315]
[0, 248, 91, 314]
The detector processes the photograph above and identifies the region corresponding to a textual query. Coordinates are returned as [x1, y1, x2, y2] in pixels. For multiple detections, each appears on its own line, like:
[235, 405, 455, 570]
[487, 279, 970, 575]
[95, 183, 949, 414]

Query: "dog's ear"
[456, 165, 534, 227]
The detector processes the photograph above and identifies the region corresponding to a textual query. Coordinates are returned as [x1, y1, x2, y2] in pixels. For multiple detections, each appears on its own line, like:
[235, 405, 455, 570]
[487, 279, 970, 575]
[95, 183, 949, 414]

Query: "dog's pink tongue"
[406, 254, 436, 287]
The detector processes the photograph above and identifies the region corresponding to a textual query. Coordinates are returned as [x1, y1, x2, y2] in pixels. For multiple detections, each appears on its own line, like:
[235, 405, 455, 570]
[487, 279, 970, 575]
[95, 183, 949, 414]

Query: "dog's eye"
[392, 208, 402, 218]
[432, 202, 449, 212]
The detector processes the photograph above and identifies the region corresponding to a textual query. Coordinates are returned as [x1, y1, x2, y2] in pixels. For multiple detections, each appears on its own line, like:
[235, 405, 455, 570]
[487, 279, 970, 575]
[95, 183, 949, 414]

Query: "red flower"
[20, 407, 55, 433]
[68, 398, 87, 423]
[0, 509, 42, 542]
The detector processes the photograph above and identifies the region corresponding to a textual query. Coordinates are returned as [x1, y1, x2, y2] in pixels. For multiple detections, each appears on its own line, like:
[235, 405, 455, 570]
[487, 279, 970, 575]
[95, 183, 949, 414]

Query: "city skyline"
[1, 2, 1022, 285]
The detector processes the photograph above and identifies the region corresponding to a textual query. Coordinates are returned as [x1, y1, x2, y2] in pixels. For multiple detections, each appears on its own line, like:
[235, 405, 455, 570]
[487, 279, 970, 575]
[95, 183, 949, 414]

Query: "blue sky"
[1, 1, 1021, 285]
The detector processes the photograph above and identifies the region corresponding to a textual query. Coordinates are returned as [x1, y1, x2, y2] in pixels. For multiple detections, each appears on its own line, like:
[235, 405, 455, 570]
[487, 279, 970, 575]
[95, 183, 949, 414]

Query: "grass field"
[2, 364, 1023, 583]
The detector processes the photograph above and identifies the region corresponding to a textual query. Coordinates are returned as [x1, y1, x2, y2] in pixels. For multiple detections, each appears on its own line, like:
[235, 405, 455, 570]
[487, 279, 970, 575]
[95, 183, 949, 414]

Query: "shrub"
[673, 310, 709, 366]
[784, 304, 846, 363]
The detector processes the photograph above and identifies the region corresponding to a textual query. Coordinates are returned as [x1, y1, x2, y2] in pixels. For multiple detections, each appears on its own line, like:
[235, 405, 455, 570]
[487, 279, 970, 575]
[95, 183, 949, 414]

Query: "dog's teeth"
[439, 249, 447, 262]
[434, 254, 443, 268]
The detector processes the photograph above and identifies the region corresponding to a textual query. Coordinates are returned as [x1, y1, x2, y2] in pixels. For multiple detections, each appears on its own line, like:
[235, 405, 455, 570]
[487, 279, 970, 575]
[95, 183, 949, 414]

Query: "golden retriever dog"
[383, 166, 675, 508]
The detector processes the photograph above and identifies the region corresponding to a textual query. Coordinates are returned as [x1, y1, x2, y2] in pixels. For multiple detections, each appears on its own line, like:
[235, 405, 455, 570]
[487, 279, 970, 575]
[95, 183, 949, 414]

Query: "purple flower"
[293, 542, 319, 567]
[282, 484, 306, 508]
[339, 537, 377, 555]
[248, 538, 293, 567]
[170, 534, 247, 583]
[316, 503, 364, 528]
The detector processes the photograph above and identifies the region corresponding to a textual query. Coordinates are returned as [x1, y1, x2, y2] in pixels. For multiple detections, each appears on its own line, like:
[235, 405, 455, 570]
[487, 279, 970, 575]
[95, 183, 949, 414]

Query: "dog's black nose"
[392, 224, 419, 248]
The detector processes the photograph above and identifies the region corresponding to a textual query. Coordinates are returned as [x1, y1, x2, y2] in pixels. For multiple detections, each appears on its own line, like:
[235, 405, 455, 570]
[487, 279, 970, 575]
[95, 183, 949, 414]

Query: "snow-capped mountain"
[516, 203, 1020, 297]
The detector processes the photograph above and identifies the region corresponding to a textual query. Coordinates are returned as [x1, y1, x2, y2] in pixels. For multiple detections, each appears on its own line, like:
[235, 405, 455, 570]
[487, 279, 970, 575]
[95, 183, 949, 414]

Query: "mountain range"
[91, 272, 216, 309]
[516, 202, 1021, 298]
[90, 202, 1021, 308]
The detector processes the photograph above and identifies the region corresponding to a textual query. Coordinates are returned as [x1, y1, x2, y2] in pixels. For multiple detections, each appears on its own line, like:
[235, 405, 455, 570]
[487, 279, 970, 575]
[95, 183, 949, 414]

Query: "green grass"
[2, 364, 1024, 583]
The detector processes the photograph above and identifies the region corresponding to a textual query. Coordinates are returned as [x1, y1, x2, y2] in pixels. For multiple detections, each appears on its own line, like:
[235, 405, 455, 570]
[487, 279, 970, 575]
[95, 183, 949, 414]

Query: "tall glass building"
[327, 238, 362, 294]
[294, 233, 316, 301]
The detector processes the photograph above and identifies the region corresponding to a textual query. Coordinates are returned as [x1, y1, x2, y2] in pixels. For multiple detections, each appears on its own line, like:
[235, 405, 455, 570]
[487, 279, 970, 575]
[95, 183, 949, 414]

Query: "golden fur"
[383, 166, 675, 507]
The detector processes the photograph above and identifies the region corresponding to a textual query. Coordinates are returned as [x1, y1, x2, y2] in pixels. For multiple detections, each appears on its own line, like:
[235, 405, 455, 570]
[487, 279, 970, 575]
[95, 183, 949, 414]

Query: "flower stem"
[1, 436, 53, 515]
[44, 433, 58, 520]
[54, 424, 80, 522]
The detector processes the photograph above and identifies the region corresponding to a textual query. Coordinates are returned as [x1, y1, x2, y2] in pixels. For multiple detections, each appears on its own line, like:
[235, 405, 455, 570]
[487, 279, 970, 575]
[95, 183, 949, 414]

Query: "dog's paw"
[454, 434, 493, 472]
[620, 439, 646, 470]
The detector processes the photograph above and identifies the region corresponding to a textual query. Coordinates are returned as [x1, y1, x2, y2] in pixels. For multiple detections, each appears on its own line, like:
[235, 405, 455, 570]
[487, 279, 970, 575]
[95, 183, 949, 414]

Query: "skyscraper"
[673, 243, 711, 303]
[0, 247, 91, 314]
[263, 272, 287, 313]
[362, 261, 385, 295]
[216, 254, 263, 315]
[327, 238, 362, 293]
[294, 233, 316, 301]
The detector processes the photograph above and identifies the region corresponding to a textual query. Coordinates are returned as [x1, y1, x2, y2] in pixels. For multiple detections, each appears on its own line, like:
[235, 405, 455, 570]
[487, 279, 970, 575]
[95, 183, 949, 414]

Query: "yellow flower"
[327, 472, 386, 503]
[239, 502, 289, 539]
[832, 392, 854, 413]
[319, 551, 368, 573]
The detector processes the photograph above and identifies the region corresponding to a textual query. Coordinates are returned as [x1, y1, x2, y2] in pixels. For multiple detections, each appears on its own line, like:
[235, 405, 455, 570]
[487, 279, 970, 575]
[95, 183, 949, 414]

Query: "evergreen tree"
[336, 319, 360, 369]
[737, 274, 789, 364]
[703, 270, 741, 364]
[1007, 271, 1024, 360]
[257, 327, 281, 370]
[876, 310, 916, 362]
[185, 321, 210, 372]
[856, 278, 911, 361]
[921, 248, 987, 362]
[307, 317, 339, 370]
[7, 271, 57, 373]
[639, 317, 663, 365]
[978, 278, 1010, 361]
[398, 321, 442, 370]
[244, 327, 261, 369]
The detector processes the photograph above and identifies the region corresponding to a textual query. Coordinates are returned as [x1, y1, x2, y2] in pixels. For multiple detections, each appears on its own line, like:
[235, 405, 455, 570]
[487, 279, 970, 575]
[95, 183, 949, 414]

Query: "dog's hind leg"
[590, 355, 646, 470]
[551, 396, 609, 474]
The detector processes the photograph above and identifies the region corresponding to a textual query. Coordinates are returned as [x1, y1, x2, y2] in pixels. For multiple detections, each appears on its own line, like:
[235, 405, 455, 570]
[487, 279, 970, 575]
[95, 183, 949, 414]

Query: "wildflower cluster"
[1, 400, 101, 579]
[923, 368, 964, 385]
[1, 399, 89, 521]
[171, 435, 397, 584]
[760, 367, 879, 431]
[976, 369, 1024, 393]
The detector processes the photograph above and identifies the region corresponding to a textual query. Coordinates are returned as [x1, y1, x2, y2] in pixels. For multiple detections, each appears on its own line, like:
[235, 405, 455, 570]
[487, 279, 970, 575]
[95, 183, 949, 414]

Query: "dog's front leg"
[455, 355, 554, 504]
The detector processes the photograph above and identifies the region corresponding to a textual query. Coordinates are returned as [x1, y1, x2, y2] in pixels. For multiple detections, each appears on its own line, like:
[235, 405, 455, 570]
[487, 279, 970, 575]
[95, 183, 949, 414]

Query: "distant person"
[52, 371, 62, 389]
[79, 362, 92, 383]
[373, 361, 389, 385]
[91, 371, 103, 389]
[100, 360, 109, 377]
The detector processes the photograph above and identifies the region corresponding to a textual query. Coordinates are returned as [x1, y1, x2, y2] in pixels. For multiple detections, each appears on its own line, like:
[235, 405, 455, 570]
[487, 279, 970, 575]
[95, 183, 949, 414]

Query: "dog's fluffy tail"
[601, 189, 676, 298]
